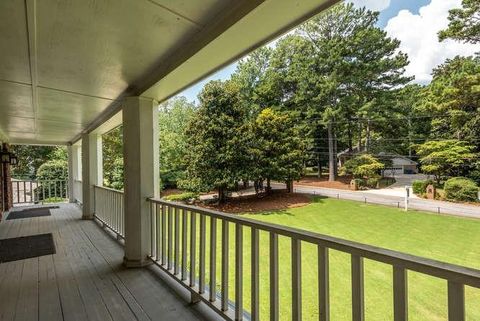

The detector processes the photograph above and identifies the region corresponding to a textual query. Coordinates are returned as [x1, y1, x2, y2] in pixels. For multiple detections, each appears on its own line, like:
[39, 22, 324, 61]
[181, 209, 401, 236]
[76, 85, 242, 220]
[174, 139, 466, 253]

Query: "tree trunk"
[347, 123, 353, 152]
[328, 121, 336, 182]
[317, 152, 322, 178]
[266, 178, 271, 193]
[358, 122, 363, 151]
[286, 180, 293, 193]
[333, 123, 338, 178]
[366, 119, 371, 152]
[218, 186, 226, 204]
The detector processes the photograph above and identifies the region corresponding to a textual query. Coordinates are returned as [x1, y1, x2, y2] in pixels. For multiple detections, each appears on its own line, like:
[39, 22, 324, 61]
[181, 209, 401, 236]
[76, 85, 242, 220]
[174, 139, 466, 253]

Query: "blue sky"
[179, 0, 475, 103]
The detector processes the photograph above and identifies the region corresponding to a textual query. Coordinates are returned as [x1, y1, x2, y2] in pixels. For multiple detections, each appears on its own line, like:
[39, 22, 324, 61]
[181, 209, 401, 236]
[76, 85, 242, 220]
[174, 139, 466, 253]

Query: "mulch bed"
[200, 190, 312, 213]
[294, 175, 353, 190]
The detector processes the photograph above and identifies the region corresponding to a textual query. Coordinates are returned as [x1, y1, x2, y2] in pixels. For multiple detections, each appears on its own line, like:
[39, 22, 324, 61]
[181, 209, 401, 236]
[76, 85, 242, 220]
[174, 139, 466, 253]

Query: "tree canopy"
[415, 140, 477, 183]
[439, 0, 480, 44]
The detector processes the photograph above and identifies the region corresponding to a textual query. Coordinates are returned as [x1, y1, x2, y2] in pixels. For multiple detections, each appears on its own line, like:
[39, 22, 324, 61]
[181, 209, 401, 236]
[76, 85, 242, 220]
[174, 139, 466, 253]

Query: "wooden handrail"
[147, 197, 476, 321]
[149, 198, 480, 288]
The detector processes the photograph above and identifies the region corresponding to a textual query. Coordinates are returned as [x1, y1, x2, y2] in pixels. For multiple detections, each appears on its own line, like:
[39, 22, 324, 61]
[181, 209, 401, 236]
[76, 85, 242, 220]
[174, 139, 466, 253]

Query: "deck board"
[0, 204, 202, 321]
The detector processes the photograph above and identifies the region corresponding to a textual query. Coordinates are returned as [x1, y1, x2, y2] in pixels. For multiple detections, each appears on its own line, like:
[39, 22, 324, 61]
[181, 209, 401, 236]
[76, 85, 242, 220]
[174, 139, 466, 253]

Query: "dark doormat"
[7, 208, 52, 220]
[19, 205, 59, 212]
[0, 233, 56, 263]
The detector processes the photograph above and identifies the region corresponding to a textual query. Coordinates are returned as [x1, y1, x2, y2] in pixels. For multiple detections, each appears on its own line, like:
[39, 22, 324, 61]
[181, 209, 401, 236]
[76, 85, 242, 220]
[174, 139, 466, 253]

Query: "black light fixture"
[9, 154, 18, 166]
[0, 150, 10, 164]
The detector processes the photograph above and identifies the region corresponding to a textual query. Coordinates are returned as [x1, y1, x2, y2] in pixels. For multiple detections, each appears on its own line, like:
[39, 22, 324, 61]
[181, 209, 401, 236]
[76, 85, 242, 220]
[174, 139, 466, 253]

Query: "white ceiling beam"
[25, 0, 38, 139]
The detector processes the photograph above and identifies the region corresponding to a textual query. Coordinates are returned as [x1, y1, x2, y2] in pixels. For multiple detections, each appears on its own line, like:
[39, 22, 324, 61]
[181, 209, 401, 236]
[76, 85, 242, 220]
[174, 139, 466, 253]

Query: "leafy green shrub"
[366, 178, 379, 188]
[444, 177, 479, 202]
[160, 169, 185, 190]
[412, 179, 435, 195]
[34, 160, 68, 200]
[37, 159, 68, 181]
[163, 192, 199, 202]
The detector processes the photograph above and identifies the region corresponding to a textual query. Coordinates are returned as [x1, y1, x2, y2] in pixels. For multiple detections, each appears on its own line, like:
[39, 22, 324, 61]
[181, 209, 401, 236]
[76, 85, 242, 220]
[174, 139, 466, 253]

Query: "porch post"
[122, 96, 159, 267]
[67, 144, 74, 203]
[81, 133, 103, 219]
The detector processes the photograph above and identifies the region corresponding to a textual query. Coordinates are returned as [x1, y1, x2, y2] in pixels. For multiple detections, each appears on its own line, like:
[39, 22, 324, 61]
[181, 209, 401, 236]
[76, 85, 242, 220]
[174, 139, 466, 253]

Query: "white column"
[67, 145, 74, 203]
[81, 133, 103, 219]
[123, 96, 159, 267]
[71, 145, 81, 180]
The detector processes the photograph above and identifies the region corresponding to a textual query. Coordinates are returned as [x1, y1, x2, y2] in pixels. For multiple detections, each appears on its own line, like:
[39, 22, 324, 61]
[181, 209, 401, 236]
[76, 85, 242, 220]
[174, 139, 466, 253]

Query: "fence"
[147, 198, 479, 321]
[12, 179, 68, 204]
[291, 186, 480, 219]
[93, 185, 124, 239]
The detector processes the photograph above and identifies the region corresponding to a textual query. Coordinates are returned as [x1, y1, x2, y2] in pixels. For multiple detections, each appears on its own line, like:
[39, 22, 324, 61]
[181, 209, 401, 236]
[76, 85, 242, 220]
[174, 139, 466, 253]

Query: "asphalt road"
[273, 183, 480, 219]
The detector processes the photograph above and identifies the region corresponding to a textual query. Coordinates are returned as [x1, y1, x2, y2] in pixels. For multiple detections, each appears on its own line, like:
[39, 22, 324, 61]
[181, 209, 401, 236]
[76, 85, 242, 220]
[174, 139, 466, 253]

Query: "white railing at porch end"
[93, 185, 124, 239]
[12, 179, 68, 204]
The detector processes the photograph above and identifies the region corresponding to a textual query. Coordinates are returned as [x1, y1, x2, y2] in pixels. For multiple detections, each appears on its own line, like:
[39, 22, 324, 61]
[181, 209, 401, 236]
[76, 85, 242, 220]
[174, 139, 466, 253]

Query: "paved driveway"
[362, 174, 429, 198]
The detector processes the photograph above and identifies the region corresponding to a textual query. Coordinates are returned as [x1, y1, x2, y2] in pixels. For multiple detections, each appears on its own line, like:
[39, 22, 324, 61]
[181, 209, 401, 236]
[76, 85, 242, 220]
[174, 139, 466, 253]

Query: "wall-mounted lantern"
[0, 150, 10, 164]
[9, 154, 18, 166]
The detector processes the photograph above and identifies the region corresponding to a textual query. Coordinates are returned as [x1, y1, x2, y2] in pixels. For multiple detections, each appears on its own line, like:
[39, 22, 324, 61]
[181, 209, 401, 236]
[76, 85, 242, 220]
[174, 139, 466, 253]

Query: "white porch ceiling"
[0, 0, 337, 145]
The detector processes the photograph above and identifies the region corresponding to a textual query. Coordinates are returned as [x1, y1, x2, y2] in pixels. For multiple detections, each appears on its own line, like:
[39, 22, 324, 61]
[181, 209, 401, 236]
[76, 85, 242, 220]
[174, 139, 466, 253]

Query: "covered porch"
[1, 0, 480, 320]
[0, 203, 208, 321]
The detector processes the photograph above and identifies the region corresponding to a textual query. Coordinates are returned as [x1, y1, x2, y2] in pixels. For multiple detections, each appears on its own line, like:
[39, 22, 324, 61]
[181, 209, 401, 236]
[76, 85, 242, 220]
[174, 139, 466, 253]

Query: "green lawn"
[175, 197, 480, 320]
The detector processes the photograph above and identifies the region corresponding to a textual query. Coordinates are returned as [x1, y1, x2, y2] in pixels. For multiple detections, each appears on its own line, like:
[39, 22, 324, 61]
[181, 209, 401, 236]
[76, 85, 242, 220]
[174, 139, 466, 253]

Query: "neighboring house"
[380, 153, 418, 175]
[338, 147, 418, 176]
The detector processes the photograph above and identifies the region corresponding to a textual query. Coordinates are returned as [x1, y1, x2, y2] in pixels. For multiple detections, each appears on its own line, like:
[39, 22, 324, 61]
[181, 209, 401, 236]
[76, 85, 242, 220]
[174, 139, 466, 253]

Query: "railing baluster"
[189, 211, 197, 288]
[143, 199, 480, 321]
[351, 254, 365, 321]
[174, 208, 180, 275]
[23, 181, 26, 203]
[270, 232, 279, 321]
[209, 217, 217, 302]
[29, 181, 33, 203]
[318, 246, 330, 321]
[221, 220, 229, 311]
[393, 266, 408, 321]
[235, 223, 243, 321]
[156, 204, 161, 260]
[168, 206, 173, 270]
[181, 209, 188, 281]
[199, 214, 206, 294]
[292, 238, 302, 321]
[251, 228, 260, 321]
[162, 205, 167, 265]
[150, 201, 155, 257]
[448, 281, 465, 321]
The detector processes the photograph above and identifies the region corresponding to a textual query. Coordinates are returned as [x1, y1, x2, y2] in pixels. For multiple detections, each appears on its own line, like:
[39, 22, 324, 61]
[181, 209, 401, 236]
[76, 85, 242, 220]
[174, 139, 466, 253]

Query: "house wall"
[1, 143, 13, 216]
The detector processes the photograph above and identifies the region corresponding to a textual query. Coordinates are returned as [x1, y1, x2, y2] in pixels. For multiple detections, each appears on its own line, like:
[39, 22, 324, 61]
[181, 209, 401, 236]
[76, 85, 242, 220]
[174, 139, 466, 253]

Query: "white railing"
[73, 179, 83, 204]
[93, 185, 124, 239]
[148, 198, 480, 321]
[12, 179, 68, 204]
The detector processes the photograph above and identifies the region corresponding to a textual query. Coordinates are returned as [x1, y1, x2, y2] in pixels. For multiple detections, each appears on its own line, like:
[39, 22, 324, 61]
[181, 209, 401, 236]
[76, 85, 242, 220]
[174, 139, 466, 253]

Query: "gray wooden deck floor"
[0, 203, 203, 321]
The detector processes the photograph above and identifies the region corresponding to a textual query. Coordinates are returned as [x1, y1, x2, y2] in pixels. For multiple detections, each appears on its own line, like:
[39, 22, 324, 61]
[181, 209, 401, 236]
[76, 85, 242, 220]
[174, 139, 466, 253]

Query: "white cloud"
[350, 0, 391, 11]
[384, 0, 478, 84]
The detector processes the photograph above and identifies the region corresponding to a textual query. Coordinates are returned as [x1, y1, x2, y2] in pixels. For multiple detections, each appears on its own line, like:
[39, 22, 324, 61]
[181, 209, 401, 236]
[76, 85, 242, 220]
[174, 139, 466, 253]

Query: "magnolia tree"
[249, 108, 306, 193]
